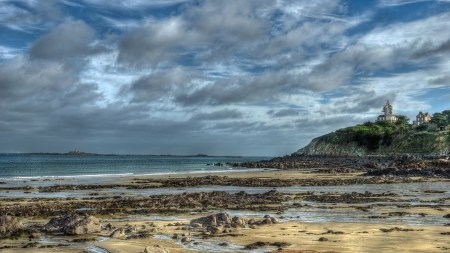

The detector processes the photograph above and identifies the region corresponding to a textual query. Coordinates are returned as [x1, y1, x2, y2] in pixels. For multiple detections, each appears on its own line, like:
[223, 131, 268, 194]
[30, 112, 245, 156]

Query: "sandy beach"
[1, 161, 450, 253]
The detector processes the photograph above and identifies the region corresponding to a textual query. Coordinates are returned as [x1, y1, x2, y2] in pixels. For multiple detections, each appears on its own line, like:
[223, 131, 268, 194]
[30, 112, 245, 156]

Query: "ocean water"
[0, 154, 270, 179]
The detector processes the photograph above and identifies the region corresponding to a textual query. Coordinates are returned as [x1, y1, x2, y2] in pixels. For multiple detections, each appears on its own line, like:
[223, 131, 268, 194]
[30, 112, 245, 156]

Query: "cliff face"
[294, 130, 450, 156]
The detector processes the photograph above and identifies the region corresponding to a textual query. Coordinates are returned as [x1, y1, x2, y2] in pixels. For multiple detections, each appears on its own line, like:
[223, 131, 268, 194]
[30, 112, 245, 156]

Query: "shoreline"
[1, 156, 450, 252]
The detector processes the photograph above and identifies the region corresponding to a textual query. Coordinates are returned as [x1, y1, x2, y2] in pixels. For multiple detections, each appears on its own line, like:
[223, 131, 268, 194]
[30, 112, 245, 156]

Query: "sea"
[0, 154, 271, 180]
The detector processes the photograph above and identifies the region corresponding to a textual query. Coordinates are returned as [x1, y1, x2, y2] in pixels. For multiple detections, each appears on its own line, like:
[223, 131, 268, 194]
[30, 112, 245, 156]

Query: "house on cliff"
[376, 100, 398, 123]
[412, 111, 431, 126]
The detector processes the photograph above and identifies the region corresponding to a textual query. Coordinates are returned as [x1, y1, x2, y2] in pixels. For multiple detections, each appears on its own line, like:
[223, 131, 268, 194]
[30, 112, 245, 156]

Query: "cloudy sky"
[0, 0, 449, 156]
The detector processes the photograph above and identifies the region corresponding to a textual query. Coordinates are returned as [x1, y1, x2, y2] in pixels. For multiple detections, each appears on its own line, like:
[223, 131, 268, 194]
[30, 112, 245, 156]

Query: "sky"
[0, 0, 449, 156]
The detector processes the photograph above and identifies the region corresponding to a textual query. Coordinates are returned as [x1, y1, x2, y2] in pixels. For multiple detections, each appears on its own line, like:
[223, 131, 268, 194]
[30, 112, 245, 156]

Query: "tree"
[441, 110, 450, 125]
[395, 115, 410, 127]
[431, 113, 447, 129]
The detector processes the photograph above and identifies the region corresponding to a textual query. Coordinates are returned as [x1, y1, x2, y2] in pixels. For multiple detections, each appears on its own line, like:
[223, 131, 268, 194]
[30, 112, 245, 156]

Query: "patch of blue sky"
[415, 86, 450, 112]
[0, 27, 34, 50]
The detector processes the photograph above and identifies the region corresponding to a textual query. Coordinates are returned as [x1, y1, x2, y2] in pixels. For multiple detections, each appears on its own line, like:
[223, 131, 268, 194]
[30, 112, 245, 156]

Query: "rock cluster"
[305, 191, 398, 204]
[43, 214, 101, 235]
[0, 215, 25, 237]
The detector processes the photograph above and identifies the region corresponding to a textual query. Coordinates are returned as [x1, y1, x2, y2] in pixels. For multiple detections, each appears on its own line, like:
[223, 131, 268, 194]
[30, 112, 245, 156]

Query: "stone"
[106, 222, 113, 230]
[109, 228, 125, 238]
[247, 218, 256, 225]
[0, 215, 25, 237]
[64, 216, 102, 235]
[181, 236, 191, 243]
[231, 216, 246, 227]
[270, 217, 279, 224]
[172, 233, 181, 240]
[190, 213, 231, 227]
[43, 214, 78, 233]
[318, 237, 328, 241]
[208, 226, 223, 234]
[261, 218, 272, 224]
[144, 245, 170, 253]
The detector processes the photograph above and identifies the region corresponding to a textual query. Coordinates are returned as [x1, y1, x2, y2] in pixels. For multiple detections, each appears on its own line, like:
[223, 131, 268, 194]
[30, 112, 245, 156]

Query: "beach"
[1, 156, 450, 252]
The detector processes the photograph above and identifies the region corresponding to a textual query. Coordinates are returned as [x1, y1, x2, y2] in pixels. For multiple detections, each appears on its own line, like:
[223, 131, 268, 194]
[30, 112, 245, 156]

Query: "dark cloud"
[412, 38, 450, 59]
[30, 20, 96, 60]
[428, 76, 450, 85]
[316, 91, 398, 116]
[267, 109, 300, 118]
[121, 68, 191, 103]
[191, 109, 243, 120]
[175, 71, 292, 106]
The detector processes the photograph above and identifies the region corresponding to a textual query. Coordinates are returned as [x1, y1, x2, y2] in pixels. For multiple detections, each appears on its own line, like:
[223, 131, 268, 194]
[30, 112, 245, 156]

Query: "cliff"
[294, 127, 450, 157]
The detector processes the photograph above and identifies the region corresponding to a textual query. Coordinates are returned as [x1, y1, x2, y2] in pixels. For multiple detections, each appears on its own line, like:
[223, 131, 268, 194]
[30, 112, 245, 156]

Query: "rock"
[63, 216, 102, 235]
[106, 222, 113, 230]
[190, 213, 231, 227]
[231, 216, 246, 227]
[144, 245, 170, 253]
[0, 215, 25, 237]
[318, 237, 328, 241]
[43, 214, 78, 233]
[172, 233, 181, 240]
[208, 226, 223, 234]
[109, 228, 125, 238]
[181, 236, 191, 243]
[270, 217, 279, 224]
[261, 218, 272, 224]
[191, 223, 202, 228]
[247, 218, 256, 225]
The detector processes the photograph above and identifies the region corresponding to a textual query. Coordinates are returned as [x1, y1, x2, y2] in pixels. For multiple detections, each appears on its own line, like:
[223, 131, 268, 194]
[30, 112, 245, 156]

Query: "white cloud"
[360, 13, 450, 47]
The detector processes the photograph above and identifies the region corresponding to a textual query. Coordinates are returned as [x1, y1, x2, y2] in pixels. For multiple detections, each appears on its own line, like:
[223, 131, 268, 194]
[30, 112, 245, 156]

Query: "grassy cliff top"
[295, 118, 450, 156]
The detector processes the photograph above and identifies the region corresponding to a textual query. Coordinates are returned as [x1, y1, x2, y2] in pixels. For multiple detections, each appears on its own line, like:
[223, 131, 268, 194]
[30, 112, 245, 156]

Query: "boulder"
[43, 214, 78, 233]
[270, 217, 279, 224]
[144, 245, 170, 253]
[231, 216, 246, 227]
[64, 215, 101, 235]
[109, 228, 125, 238]
[261, 217, 272, 224]
[0, 215, 25, 237]
[181, 236, 191, 243]
[190, 213, 232, 227]
[208, 225, 223, 234]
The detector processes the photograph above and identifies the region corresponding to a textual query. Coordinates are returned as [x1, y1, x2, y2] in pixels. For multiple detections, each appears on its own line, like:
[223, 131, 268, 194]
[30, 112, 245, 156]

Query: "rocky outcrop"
[43, 214, 78, 233]
[190, 213, 246, 228]
[43, 214, 101, 235]
[294, 130, 450, 157]
[0, 215, 25, 237]
[64, 216, 101, 235]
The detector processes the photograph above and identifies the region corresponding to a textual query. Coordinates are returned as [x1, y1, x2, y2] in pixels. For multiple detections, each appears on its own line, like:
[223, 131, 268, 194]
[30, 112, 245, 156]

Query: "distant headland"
[28, 150, 99, 156]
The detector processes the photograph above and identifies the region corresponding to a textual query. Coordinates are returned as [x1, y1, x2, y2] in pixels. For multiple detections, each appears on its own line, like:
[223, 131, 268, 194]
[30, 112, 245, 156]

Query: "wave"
[0, 168, 278, 181]
[2, 173, 135, 180]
